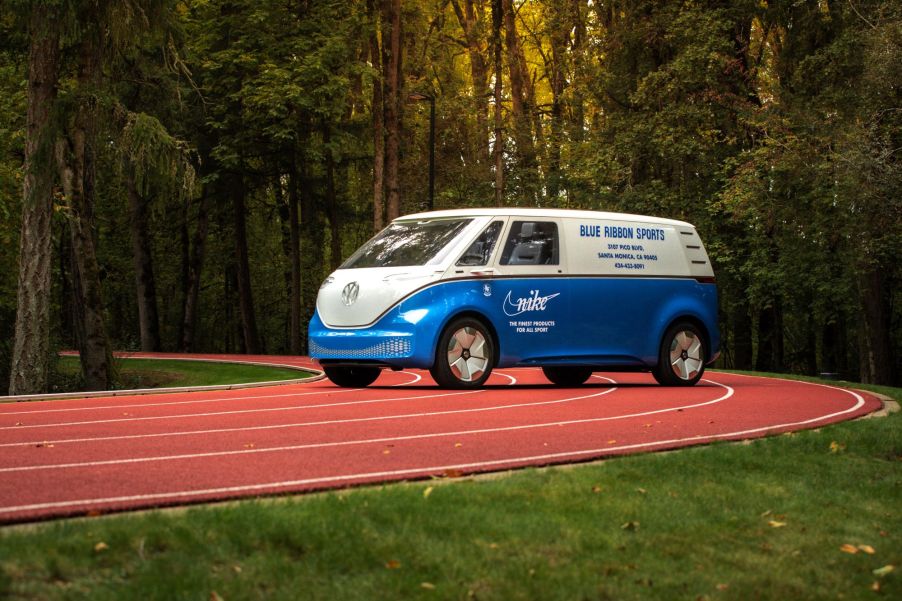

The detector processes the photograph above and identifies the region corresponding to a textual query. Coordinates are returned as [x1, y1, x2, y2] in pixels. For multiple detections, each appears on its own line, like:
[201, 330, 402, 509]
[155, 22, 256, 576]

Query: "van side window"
[457, 221, 504, 266]
[500, 221, 559, 265]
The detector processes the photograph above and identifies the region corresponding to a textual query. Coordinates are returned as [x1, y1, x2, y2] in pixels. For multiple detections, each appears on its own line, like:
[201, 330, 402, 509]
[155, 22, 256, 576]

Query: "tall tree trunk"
[324, 127, 343, 270]
[56, 35, 113, 391]
[288, 166, 302, 355]
[731, 296, 753, 370]
[491, 0, 504, 206]
[9, 7, 61, 395]
[127, 173, 161, 352]
[369, 0, 385, 231]
[180, 191, 209, 352]
[569, 0, 587, 145]
[382, 0, 402, 220]
[177, 194, 190, 347]
[857, 269, 893, 384]
[755, 300, 784, 373]
[230, 175, 261, 354]
[502, 0, 539, 202]
[57, 136, 113, 390]
[546, 0, 570, 201]
[299, 155, 324, 352]
[451, 0, 490, 167]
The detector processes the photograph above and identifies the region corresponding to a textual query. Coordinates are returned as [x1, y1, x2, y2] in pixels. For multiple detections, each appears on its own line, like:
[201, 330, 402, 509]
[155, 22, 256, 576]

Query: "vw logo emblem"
[341, 281, 360, 306]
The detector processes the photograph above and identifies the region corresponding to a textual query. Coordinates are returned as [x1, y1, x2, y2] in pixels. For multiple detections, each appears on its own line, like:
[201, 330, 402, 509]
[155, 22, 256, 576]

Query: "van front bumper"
[307, 309, 434, 369]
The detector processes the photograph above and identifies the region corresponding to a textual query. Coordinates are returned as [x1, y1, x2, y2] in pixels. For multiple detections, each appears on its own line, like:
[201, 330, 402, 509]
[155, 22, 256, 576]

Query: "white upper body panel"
[316, 209, 714, 328]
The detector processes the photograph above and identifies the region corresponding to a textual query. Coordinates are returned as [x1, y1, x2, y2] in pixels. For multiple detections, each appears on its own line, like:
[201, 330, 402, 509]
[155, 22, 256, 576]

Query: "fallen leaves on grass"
[840, 543, 877, 555]
[621, 521, 640, 531]
[210, 592, 225, 601]
[94, 542, 108, 553]
[591, 485, 603, 494]
[873, 565, 894, 577]
[385, 560, 401, 569]
[423, 486, 434, 499]
[420, 582, 436, 590]
[829, 441, 846, 453]
[768, 521, 787, 528]
[442, 469, 464, 478]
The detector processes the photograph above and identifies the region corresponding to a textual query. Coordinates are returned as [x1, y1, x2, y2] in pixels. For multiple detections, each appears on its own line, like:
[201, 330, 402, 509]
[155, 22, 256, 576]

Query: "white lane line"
[393, 371, 422, 386]
[0, 376, 620, 448]
[0, 369, 425, 416]
[0, 381, 620, 447]
[0, 390, 483, 432]
[1, 379, 734, 473]
[0, 385, 620, 472]
[491, 371, 518, 385]
[0, 387, 361, 416]
[0, 383, 868, 516]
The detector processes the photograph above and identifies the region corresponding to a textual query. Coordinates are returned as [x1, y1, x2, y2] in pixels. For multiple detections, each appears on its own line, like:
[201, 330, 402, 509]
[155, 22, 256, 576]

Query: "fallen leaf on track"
[442, 469, 464, 478]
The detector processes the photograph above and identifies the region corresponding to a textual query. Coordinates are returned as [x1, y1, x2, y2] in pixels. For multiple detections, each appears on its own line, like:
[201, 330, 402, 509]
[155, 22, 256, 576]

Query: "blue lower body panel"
[309, 277, 720, 371]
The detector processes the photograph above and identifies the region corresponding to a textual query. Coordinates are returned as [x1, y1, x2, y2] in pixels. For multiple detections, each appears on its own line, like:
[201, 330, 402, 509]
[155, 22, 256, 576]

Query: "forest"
[0, 0, 899, 394]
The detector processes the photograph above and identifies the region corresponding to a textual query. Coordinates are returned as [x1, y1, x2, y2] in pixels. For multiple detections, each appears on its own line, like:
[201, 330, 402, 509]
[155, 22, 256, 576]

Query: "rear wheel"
[652, 322, 705, 386]
[542, 366, 593, 386]
[430, 317, 495, 389]
[323, 365, 381, 388]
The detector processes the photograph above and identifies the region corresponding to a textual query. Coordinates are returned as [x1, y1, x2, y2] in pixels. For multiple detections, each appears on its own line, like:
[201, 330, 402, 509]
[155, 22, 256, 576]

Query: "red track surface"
[0, 354, 883, 524]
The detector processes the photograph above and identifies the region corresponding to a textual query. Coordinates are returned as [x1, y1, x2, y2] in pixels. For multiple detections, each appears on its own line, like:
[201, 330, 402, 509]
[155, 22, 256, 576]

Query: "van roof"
[398, 207, 695, 228]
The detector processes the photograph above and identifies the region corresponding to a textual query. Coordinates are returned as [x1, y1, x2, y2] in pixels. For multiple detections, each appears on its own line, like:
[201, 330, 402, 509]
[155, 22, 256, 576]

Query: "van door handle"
[470, 268, 496, 277]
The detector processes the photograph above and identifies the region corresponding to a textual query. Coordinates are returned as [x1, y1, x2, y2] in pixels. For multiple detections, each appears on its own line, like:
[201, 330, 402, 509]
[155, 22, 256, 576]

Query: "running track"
[0, 354, 883, 524]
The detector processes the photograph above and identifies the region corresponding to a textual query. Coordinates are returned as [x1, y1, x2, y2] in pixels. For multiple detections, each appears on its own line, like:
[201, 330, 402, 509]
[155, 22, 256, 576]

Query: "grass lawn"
[0, 375, 899, 600]
[49, 357, 311, 393]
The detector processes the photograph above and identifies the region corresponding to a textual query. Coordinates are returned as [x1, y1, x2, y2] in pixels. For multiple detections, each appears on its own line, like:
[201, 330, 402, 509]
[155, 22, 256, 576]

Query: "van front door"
[487, 219, 571, 366]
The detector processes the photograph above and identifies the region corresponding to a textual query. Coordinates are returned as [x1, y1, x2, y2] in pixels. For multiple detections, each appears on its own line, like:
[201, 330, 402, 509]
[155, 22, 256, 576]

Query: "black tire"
[542, 366, 593, 386]
[323, 365, 381, 388]
[430, 316, 495, 389]
[652, 321, 706, 386]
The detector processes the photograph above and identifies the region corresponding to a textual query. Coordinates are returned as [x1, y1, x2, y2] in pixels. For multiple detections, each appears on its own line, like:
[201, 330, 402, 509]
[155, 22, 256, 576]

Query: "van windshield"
[341, 218, 473, 269]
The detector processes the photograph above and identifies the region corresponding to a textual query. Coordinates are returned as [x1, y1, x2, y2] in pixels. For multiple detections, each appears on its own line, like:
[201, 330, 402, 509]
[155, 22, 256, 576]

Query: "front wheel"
[430, 317, 495, 389]
[652, 322, 705, 386]
[323, 366, 381, 388]
[542, 366, 593, 386]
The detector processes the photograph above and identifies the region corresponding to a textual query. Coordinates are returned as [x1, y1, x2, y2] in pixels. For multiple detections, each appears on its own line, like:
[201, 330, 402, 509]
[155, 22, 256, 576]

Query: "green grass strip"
[52, 357, 311, 392]
[1, 375, 899, 600]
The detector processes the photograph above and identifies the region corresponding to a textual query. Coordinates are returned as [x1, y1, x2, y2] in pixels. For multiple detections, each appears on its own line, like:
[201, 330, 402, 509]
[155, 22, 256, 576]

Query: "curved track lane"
[0, 356, 883, 523]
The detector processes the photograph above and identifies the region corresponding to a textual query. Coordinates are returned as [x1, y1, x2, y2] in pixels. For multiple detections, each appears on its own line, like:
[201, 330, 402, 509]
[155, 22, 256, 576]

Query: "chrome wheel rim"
[669, 330, 703, 381]
[446, 326, 489, 382]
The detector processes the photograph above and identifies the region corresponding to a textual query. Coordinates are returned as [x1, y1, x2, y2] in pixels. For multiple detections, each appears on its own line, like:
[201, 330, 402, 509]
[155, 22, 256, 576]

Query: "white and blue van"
[309, 208, 720, 388]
